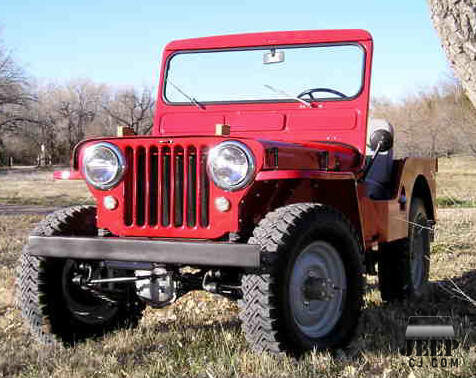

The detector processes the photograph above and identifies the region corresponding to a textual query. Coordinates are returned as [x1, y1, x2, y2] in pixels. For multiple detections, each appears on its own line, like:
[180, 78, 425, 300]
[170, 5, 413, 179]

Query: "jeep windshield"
[164, 44, 365, 104]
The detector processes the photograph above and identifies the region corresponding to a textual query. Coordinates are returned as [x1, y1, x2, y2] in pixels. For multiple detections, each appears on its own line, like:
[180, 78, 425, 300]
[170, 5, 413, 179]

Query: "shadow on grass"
[147, 318, 241, 334]
[124, 271, 475, 359]
[114, 270, 475, 358]
[360, 269, 476, 355]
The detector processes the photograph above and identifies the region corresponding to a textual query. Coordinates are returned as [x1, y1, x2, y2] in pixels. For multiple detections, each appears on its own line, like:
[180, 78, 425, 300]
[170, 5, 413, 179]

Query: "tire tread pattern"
[239, 203, 364, 354]
[18, 206, 144, 345]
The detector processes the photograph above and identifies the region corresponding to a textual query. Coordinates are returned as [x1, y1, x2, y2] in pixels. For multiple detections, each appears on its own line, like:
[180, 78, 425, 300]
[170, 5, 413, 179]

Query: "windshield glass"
[164, 44, 365, 104]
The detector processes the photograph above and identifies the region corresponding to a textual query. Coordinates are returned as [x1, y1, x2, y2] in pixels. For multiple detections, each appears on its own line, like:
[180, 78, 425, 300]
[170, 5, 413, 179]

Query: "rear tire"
[18, 206, 144, 345]
[239, 203, 364, 355]
[378, 198, 431, 301]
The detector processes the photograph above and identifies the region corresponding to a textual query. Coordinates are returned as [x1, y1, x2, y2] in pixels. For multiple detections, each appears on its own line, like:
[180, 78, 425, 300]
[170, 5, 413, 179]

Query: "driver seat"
[365, 119, 395, 200]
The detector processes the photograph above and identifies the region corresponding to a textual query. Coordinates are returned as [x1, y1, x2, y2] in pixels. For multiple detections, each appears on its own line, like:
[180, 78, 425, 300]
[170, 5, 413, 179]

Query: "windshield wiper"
[264, 84, 311, 108]
[166, 79, 205, 109]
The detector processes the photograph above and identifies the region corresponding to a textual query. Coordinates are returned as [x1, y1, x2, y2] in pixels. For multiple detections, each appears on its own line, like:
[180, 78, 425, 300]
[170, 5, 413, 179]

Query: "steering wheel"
[297, 88, 348, 100]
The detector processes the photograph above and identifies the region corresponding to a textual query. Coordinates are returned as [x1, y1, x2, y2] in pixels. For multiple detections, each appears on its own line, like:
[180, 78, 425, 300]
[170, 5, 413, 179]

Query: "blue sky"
[1, 0, 449, 101]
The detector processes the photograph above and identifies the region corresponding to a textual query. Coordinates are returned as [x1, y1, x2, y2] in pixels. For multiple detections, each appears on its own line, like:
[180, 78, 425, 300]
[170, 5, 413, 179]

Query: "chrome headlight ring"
[207, 140, 255, 191]
[82, 142, 126, 190]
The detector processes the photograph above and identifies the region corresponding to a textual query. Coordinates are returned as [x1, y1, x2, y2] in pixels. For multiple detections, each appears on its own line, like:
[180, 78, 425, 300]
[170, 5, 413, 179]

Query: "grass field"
[0, 158, 475, 377]
[0, 157, 475, 208]
[436, 156, 476, 208]
[0, 166, 93, 207]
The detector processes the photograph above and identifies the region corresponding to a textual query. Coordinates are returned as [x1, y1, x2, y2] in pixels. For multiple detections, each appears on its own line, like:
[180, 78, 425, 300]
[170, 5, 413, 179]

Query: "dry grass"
[436, 156, 476, 207]
[1, 156, 474, 209]
[0, 167, 92, 207]
[0, 158, 475, 376]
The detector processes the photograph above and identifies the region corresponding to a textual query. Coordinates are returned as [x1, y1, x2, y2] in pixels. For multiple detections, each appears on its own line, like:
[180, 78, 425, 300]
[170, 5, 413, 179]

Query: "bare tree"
[9, 80, 109, 164]
[102, 87, 154, 135]
[0, 36, 36, 163]
[55, 80, 107, 150]
[372, 80, 476, 157]
[0, 38, 34, 131]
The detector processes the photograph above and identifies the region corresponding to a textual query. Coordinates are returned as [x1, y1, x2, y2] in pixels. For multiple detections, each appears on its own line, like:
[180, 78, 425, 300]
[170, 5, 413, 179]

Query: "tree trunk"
[429, 0, 476, 107]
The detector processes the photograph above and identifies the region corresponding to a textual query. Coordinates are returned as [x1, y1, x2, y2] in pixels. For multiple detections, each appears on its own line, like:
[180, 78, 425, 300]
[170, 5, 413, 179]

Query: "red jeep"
[19, 29, 436, 355]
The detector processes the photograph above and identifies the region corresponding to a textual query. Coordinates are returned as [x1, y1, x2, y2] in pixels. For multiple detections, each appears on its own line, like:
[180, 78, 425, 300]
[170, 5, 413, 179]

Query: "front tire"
[18, 206, 144, 345]
[239, 203, 364, 355]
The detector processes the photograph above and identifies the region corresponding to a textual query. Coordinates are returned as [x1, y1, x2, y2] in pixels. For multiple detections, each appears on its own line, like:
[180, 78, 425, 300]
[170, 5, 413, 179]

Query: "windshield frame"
[162, 42, 367, 106]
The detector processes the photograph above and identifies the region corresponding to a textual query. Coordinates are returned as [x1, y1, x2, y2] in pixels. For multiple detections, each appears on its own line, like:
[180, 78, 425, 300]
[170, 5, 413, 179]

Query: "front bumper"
[28, 236, 260, 268]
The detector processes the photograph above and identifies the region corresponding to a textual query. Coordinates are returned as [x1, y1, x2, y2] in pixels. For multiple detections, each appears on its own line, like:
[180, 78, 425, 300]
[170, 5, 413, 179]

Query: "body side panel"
[360, 158, 437, 244]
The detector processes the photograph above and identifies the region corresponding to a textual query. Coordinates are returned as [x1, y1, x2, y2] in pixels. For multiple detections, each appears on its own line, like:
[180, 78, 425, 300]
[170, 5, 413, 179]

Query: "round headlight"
[82, 142, 125, 190]
[207, 141, 255, 191]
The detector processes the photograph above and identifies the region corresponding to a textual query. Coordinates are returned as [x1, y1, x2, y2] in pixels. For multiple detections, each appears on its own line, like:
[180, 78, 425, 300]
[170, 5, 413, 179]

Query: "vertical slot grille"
[148, 146, 159, 226]
[186, 147, 197, 227]
[174, 147, 184, 227]
[161, 147, 171, 226]
[124, 147, 134, 226]
[199, 148, 209, 227]
[135, 147, 146, 226]
[124, 142, 209, 230]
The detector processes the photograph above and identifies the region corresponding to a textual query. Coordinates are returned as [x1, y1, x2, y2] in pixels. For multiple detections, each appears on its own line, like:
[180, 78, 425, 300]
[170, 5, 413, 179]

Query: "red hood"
[71, 135, 362, 175]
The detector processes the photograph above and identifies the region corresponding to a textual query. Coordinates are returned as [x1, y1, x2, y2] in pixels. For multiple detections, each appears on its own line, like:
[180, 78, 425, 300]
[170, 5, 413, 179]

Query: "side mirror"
[370, 129, 393, 153]
[263, 49, 285, 64]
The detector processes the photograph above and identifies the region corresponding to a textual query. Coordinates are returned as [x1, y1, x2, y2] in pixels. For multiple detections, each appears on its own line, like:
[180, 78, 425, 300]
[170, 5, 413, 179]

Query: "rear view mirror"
[370, 129, 393, 152]
[263, 49, 285, 64]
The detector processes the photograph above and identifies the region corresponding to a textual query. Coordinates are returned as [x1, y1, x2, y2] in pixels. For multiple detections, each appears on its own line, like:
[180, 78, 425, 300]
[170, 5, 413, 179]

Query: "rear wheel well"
[412, 175, 434, 220]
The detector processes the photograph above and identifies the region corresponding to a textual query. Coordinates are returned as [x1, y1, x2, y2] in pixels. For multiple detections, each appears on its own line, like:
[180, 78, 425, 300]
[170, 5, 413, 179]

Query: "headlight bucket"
[207, 141, 255, 191]
[82, 142, 125, 190]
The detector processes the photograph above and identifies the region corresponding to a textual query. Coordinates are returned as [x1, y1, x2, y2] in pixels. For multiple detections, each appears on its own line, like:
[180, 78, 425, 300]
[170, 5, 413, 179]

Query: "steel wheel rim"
[62, 260, 118, 325]
[410, 213, 426, 289]
[289, 241, 346, 338]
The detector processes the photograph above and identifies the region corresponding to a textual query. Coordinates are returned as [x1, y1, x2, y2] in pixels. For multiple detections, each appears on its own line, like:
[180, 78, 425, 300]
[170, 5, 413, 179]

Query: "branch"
[101, 105, 132, 128]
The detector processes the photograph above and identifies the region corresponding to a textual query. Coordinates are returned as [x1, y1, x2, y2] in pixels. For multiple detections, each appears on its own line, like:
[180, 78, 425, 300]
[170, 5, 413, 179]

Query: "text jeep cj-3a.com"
[19, 29, 436, 355]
